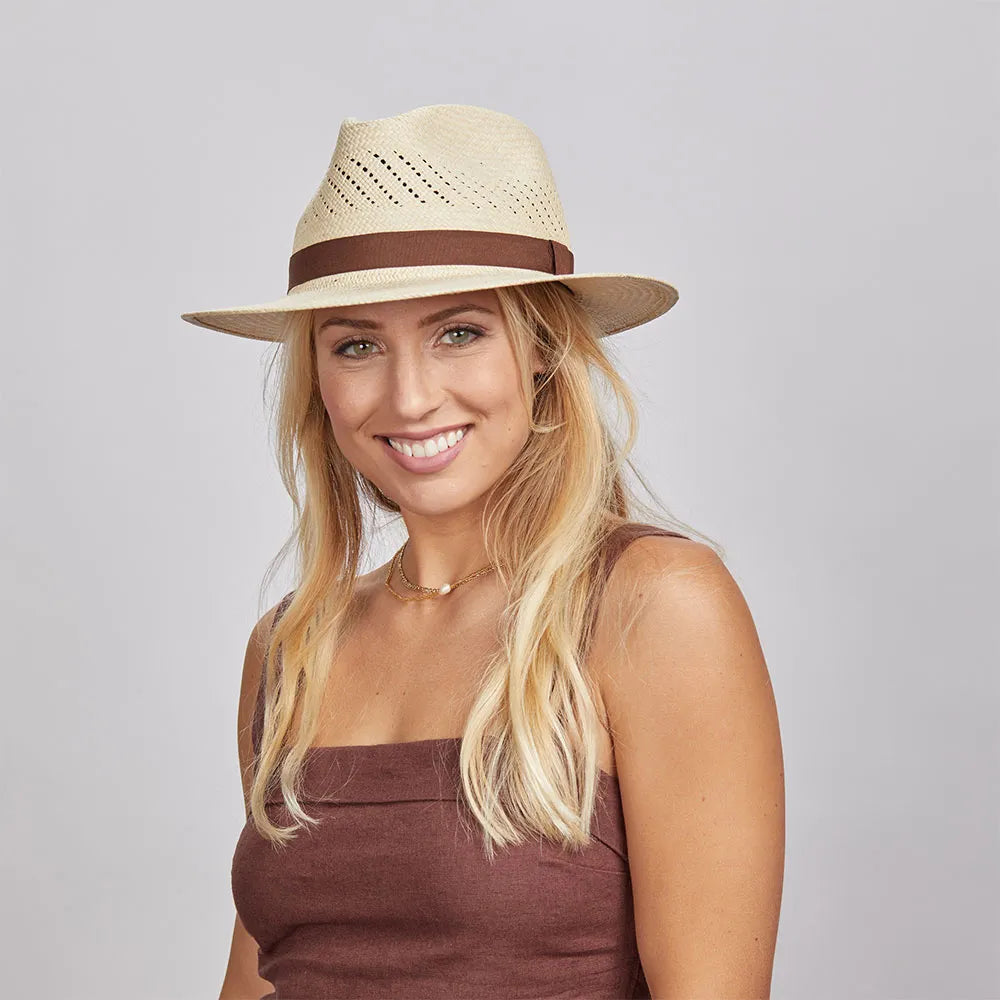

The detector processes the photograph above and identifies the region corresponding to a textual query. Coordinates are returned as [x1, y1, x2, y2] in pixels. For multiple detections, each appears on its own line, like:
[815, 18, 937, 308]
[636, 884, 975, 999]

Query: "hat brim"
[179, 265, 678, 342]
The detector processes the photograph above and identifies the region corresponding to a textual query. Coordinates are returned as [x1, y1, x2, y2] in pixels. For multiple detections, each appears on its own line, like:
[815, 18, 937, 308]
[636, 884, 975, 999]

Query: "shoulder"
[247, 591, 295, 658]
[588, 526, 726, 719]
[257, 592, 295, 641]
[239, 592, 296, 725]
[239, 594, 294, 707]
[597, 525, 723, 638]
[236, 593, 295, 812]
[608, 525, 713, 580]
[600, 531, 767, 718]
[598, 536, 785, 993]
[595, 525, 777, 795]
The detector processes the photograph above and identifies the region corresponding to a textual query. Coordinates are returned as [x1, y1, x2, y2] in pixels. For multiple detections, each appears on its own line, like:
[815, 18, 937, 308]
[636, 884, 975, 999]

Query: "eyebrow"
[317, 303, 497, 333]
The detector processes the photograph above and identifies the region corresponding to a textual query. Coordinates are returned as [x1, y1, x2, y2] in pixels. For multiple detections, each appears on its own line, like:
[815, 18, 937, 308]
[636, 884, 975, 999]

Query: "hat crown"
[181, 103, 679, 343]
[291, 104, 571, 255]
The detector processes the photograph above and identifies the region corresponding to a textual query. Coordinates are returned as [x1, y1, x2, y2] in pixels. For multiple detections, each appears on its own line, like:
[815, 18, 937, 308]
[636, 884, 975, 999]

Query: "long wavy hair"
[248, 280, 720, 860]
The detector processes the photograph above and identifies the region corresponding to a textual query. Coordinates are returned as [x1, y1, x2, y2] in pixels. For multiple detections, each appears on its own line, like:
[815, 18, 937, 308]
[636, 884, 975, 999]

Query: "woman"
[182, 104, 785, 999]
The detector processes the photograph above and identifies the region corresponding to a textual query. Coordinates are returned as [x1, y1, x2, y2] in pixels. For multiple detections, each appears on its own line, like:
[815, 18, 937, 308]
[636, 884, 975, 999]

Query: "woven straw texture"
[180, 104, 678, 342]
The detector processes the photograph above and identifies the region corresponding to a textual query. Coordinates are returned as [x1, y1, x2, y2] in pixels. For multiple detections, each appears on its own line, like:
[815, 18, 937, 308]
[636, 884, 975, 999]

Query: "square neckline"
[303, 734, 620, 784]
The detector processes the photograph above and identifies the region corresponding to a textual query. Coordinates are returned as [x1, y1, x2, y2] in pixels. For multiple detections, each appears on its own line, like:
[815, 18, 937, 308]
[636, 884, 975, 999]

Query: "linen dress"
[232, 523, 687, 999]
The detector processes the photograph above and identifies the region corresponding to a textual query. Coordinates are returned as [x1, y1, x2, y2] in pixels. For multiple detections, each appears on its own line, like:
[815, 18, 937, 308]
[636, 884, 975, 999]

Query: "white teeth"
[387, 426, 468, 458]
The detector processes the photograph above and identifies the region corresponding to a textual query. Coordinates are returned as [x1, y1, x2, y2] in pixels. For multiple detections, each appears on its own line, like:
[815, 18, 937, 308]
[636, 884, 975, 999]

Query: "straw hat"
[180, 104, 678, 342]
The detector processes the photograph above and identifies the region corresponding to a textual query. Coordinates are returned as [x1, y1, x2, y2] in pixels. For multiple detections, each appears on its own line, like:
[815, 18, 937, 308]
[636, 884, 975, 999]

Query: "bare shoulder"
[612, 530, 721, 588]
[247, 597, 287, 658]
[590, 533, 723, 675]
[241, 598, 288, 699]
[235, 597, 291, 813]
[597, 532, 785, 995]
[602, 532, 751, 648]
[599, 531, 771, 735]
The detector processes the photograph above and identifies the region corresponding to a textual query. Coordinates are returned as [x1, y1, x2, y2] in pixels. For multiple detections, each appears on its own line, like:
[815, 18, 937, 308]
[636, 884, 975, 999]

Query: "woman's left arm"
[603, 537, 786, 999]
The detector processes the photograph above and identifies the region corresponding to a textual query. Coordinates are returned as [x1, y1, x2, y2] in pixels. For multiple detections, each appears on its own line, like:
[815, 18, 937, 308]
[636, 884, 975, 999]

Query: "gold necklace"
[383, 540, 495, 602]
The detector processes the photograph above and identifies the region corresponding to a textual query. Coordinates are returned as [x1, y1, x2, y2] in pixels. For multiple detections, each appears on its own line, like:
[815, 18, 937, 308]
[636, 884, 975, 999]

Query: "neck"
[399, 537, 492, 591]
[395, 511, 492, 589]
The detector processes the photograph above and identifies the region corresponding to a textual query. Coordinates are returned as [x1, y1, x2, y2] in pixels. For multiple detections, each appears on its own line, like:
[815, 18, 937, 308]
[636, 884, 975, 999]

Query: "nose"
[385, 351, 444, 421]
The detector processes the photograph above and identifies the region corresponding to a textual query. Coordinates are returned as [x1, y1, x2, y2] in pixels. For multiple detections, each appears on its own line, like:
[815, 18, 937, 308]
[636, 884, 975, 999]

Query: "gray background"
[2, 2, 996, 998]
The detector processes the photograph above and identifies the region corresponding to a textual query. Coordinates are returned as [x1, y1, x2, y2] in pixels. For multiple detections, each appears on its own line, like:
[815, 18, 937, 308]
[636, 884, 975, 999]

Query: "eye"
[331, 325, 484, 358]
[333, 338, 375, 358]
[439, 324, 485, 347]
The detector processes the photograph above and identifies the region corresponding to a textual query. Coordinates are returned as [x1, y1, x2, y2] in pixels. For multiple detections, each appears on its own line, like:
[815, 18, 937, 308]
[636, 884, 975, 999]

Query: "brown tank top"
[232, 522, 688, 999]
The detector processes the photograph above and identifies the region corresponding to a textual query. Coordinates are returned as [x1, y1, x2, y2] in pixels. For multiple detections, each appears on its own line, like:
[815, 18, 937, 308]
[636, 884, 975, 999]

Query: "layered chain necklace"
[384, 539, 495, 602]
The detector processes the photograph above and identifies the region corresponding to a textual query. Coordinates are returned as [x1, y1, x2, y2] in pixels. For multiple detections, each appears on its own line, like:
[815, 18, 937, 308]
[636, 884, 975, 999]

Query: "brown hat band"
[288, 229, 574, 292]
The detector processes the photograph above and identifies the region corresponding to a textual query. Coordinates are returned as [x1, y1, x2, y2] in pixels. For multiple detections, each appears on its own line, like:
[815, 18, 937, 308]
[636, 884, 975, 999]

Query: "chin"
[389, 478, 497, 517]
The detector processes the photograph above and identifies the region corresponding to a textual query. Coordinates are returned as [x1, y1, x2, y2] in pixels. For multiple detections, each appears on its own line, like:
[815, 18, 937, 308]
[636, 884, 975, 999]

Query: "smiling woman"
[310, 289, 545, 515]
[180, 103, 784, 1000]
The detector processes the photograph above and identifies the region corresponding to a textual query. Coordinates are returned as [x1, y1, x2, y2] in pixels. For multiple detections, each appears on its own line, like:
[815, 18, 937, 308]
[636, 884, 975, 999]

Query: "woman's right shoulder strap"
[581, 523, 690, 661]
[599, 522, 690, 583]
[250, 589, 297, 757]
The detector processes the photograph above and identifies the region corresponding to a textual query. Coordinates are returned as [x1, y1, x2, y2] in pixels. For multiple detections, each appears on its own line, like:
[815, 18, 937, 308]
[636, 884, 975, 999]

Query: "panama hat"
[180, 104, 678, 342]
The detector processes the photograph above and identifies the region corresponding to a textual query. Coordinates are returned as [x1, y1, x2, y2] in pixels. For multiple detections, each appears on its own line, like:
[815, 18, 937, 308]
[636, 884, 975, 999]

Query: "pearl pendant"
[438, 583, 452, 595]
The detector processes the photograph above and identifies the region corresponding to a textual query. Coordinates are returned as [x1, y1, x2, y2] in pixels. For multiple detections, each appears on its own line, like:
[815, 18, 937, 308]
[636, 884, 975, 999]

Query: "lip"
[378, 422, 470, 442]
[379, 425, 472, 475]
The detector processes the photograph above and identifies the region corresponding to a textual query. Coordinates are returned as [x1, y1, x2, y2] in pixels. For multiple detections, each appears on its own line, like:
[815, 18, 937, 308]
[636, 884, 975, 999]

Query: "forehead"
[312, 288, 502, 330]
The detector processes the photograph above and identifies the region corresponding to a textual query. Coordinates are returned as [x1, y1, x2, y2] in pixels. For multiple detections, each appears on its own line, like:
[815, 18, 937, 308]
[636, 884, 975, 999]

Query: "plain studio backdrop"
[1, 3, 996, 998]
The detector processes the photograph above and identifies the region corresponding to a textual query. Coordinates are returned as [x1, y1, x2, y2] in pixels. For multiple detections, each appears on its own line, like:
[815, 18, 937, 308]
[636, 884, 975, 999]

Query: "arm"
[218, 605, 282, 1000]
[602, 537, 785, 998]
[219, 914, 275, 1000]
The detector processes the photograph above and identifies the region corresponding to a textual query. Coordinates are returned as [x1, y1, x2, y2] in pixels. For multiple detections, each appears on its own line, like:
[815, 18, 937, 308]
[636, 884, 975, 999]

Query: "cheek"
[467, 374, 533, 451]
[316, 381, 342, 426]
[317, 372, 368, 429]
[463, 363, 525, 414]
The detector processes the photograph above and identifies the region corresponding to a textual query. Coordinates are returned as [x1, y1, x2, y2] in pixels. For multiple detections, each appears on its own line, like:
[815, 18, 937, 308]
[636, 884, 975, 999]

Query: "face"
[312, 289, 542, 519]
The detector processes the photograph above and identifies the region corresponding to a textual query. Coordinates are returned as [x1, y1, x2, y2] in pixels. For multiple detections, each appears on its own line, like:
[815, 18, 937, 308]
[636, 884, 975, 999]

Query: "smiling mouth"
[377, 424, 471, 458]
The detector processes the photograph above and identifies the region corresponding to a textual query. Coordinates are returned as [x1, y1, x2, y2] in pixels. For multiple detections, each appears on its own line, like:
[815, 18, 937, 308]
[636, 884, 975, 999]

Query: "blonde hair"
[248, 281, 720, 860]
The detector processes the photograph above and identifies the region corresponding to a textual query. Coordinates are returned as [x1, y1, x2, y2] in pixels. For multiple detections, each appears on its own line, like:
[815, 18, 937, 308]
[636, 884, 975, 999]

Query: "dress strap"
[582, 522, 690, 659]
[598, 521, 689, 583]
[251, 590, 296, 758]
